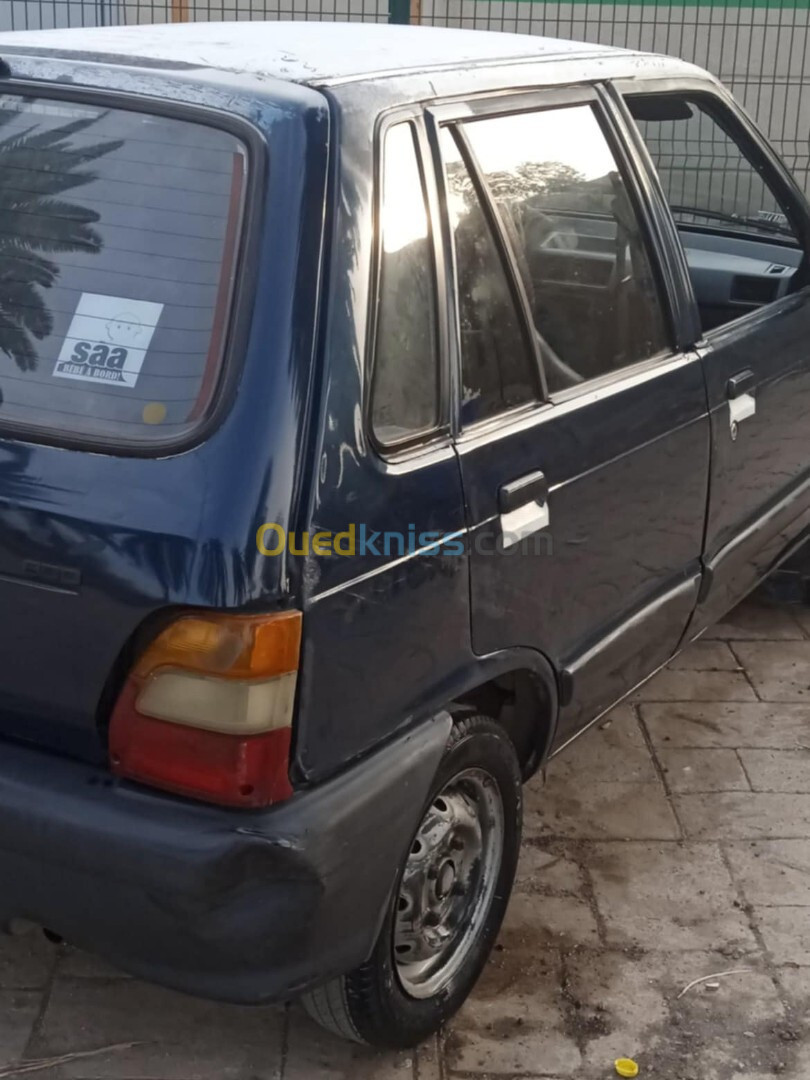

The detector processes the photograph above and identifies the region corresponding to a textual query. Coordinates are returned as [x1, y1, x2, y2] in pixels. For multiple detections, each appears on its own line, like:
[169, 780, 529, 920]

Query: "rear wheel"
[302, 715, 522, 1047]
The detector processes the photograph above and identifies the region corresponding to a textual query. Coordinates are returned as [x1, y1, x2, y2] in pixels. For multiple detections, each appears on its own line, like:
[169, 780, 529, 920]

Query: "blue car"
[0, 19, 808, 1048]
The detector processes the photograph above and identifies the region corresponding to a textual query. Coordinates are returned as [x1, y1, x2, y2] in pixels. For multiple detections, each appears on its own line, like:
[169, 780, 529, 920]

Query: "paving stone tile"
[502, 891, 600, 949]
[413, 1033, 441, 1080]
[779, 1046, 810, 1080]
[525, 775, 680, 841]
[783, 604, 810, 639]
[548, 705, 656, 785]
[0, 991, 42, 1068]
[730, 1073, 795, 1079]
[756, 906, 810, 965]
[444, 948, 581, 1075]
[563, 948, 666, 1073]
[285, 1008, 412, 1080]
[733, 641, 810, 703]
[669, 640, 742, 670]
[588, 842, 755, 951]
[706, 601, 804, 641]
[565, 950, 782, 1077]
[57, 949, 130, 980]
[737, 638, 810, 705]
[739, 749, 810, 793]
[653, 966, 787, 1080]
[0, 931, 56, 989]
[675, 793, 810, 840]
[658, 747, 750, 793]
[29, 978, 284, 1079]
[777, 964, 810, 1007]
[631, 668, 757, 703]
[514, 845, 585, 895]
[665, 960, 781, 1025]
[642, 702, 810, 750]
[727, 840, 810, 907]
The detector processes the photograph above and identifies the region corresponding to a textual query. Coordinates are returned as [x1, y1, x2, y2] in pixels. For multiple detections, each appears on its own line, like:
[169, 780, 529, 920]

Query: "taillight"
[109, 611, 302, 808]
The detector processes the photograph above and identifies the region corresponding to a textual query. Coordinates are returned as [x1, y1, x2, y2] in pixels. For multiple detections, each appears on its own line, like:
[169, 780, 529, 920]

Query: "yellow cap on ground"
[615, 1059, 639, 1078]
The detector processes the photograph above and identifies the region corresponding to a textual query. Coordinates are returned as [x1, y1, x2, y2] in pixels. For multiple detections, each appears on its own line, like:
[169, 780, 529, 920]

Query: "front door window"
[625, 92, 809, 334]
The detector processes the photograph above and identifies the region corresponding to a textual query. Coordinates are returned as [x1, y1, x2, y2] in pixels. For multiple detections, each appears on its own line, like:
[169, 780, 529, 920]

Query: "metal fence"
[2, 0, 809, 198]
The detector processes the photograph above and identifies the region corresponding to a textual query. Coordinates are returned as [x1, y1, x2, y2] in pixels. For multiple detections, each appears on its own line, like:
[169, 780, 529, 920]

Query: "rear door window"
[440, 127, 540, 425]
[460, 104, 669, 393]
[0, 95, 246, 448]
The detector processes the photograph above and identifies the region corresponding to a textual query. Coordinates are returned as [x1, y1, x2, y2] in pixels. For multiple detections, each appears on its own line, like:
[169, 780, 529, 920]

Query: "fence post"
[388, 0, 410, 23]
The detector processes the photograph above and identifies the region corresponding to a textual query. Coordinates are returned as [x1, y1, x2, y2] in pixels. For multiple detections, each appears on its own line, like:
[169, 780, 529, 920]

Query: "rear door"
[616, 80, 810, 631]
[430, 88, 711, 745]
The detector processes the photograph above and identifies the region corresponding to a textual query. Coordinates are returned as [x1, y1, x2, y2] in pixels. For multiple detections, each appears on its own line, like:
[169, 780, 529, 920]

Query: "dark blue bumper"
[0, 715, 450, 1003]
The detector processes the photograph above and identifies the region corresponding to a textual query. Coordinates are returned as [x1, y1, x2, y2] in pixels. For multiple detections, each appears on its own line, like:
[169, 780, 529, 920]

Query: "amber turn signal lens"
[132, 610, 301, 680]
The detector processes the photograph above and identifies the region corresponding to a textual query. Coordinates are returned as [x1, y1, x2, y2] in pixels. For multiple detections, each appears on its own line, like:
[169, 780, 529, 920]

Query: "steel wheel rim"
[393, 766, 505, 1000]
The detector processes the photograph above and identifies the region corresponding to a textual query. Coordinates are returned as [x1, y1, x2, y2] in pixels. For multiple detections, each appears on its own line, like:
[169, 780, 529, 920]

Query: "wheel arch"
[446, 647, 559, 780]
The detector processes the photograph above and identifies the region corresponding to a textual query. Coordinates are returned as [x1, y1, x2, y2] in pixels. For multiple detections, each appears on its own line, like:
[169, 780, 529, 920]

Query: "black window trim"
[450, 123, 549, 410]
[366, 108, 450, 459]
[427, 86, 683, 425]
[0, 77, 265, 459]
[611, 75, 810, 349]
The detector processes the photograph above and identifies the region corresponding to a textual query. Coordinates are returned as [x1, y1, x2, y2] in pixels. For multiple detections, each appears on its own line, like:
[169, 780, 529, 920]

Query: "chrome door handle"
[500, 501, 550, 548]
[727, 370, 756, 440]
[498, 471, 550, 549]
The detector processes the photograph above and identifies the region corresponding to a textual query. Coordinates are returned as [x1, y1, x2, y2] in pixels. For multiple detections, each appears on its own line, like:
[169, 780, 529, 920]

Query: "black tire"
[301, 714, 522, 1048]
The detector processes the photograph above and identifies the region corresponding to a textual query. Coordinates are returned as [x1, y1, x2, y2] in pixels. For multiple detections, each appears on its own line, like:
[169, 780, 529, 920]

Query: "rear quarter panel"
[0, 58, 329, 760]
[290, 83, 471, 782]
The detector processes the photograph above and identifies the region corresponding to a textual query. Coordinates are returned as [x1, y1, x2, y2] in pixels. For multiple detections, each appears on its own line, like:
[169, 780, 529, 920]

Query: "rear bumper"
[0, 715, 451, 1003]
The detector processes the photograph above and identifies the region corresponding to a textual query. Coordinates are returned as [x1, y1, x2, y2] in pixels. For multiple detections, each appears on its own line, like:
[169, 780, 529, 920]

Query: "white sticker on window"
[54, 294, 163, 389]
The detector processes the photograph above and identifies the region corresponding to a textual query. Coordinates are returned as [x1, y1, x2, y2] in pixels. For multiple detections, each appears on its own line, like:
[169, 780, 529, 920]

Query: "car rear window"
[0, 95, 247, 448]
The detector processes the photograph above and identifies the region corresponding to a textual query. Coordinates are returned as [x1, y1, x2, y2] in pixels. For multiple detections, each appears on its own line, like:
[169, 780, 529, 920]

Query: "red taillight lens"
[109, 611, 301, 808]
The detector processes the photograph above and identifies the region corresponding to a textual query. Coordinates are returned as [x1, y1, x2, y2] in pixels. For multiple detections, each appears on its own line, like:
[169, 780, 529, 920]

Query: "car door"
[614, 79, 810, 633]
[429, 88, 711, 747]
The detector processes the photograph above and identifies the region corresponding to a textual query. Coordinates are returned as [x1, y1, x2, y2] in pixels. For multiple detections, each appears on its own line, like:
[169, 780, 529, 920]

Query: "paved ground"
[2, 596, 810, 1079]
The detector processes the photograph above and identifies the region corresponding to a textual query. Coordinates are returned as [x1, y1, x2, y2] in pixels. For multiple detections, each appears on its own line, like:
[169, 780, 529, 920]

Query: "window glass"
[627, 93, 805, 333]
[371, 123, 439, 446]
[629, 94, 796, 239]
[441, 127, 538, 425]
[0, 95, 246, 445]
[462, 104, 669, 393]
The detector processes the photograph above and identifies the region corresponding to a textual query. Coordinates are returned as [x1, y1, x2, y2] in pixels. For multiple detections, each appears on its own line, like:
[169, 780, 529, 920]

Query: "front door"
[430, 89, 711, 745]
[618, 82, 810, 631]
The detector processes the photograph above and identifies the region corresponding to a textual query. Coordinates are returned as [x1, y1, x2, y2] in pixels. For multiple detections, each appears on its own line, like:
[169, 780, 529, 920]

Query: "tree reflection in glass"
[0, 109, 122, 372]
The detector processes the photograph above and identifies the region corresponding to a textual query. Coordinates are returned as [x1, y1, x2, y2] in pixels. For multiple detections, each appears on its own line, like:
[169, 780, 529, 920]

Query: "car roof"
[0, 21, 704, 88]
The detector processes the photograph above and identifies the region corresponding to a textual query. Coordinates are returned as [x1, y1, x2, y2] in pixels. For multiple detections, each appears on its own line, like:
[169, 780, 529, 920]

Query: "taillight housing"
[109, 611, 302, 808]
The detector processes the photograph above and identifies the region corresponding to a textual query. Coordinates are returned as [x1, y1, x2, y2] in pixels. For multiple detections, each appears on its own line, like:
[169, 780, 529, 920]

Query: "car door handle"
[726, 369, 756, 439]
[727, 369, 755, 398]
[498, 471, 550, 549]
[498, 470, 548, 513]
